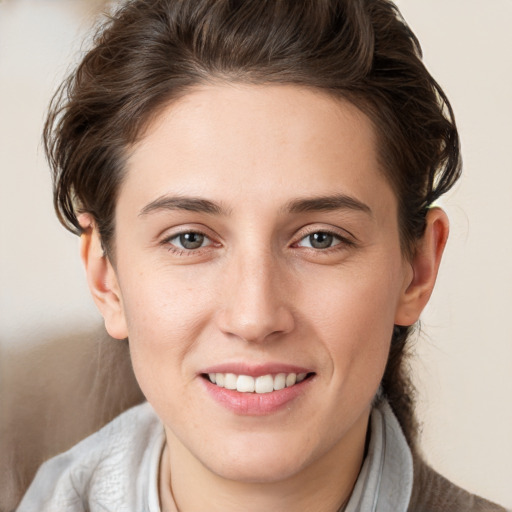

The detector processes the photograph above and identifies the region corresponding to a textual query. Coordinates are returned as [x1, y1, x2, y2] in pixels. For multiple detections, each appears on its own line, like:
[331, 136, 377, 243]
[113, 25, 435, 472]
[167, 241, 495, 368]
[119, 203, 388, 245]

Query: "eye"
[297, 231, 342, 249]
[167, 231, 212, 250]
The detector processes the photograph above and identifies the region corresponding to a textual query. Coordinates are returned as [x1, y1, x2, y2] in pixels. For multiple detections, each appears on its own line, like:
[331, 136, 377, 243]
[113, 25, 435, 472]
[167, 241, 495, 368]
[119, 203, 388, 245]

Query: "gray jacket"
[16, 401, 508, 512]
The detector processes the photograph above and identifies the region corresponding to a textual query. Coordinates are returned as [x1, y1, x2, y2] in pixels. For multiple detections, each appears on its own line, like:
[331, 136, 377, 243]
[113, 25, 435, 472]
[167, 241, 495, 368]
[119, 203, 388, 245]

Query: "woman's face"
[105, 84, 415, 482]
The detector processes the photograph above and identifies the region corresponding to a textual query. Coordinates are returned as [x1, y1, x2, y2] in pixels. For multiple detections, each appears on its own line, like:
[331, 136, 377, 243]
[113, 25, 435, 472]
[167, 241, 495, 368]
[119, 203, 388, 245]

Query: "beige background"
[1, 0, 511, 508]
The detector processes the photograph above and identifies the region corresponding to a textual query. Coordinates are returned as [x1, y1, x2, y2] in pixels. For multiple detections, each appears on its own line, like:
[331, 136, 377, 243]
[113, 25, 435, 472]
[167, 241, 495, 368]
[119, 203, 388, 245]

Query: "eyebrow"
[139, 196, 229, 217]
[139, 193, 372, 217]
[285, 194, 372, 216]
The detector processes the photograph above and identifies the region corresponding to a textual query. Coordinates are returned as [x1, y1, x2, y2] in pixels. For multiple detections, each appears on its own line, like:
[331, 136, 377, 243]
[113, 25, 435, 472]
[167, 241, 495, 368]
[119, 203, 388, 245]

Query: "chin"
[211, 456, 306, 485]
[200, 434, 314, 484]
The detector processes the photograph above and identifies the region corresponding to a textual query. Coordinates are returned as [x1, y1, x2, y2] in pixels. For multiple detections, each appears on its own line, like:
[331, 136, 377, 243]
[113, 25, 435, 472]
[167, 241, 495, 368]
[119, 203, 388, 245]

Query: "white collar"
[343, 399, 413, 512]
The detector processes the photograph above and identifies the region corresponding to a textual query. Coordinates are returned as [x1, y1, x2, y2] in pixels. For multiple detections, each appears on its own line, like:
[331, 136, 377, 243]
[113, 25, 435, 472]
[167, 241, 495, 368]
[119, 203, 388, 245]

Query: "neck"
[160, 410, 370, 512]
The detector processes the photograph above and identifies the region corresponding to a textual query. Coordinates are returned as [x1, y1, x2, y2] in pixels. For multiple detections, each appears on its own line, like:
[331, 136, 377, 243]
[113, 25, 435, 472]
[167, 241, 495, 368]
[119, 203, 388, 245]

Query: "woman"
[15, 0, 508, 511]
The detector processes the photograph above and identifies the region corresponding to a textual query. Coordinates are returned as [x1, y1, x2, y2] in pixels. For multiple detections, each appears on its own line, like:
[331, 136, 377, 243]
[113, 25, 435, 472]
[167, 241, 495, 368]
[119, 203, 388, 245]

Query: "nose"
[216, 249, 295, 344]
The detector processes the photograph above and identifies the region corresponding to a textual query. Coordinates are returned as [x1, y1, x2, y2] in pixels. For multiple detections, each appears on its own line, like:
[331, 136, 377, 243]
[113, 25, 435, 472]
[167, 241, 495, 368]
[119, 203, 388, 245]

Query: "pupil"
[180, 233, 204, 249]
[310, 232, 333, 249]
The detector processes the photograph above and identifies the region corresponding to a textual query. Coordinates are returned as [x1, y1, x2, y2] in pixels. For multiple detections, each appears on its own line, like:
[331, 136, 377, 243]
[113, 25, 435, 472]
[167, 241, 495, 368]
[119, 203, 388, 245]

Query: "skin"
[80, 84, 448, 511]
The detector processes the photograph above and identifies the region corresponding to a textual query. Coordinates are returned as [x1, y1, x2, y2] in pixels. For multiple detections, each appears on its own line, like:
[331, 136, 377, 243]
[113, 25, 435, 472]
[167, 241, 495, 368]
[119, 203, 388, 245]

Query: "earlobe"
[79, 214, 128, 340]
[394, 207, 449, 326]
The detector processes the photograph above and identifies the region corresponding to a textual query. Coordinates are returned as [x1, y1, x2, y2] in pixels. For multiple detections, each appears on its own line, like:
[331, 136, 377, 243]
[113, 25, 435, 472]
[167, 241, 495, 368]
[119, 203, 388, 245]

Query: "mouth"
[199, 364, 316, 414]
[202, 371, 315, 393]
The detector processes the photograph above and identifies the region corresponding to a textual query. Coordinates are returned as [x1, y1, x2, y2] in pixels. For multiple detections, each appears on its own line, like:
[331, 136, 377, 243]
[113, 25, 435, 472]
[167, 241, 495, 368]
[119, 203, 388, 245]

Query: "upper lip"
[200, 362, 313, 377]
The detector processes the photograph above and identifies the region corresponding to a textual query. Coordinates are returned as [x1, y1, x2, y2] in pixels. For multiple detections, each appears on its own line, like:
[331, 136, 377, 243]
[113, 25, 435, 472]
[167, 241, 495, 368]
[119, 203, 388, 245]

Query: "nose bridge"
[217, 243, 294, 343]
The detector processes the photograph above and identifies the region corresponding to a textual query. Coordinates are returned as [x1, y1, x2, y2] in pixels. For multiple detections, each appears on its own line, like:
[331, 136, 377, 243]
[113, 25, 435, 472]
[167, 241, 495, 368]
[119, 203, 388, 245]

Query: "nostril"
[216, 305, 295, 344]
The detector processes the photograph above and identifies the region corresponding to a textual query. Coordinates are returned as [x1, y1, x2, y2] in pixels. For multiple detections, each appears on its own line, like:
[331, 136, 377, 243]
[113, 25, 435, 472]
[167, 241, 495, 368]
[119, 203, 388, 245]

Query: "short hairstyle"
[44, 0, 462, 449]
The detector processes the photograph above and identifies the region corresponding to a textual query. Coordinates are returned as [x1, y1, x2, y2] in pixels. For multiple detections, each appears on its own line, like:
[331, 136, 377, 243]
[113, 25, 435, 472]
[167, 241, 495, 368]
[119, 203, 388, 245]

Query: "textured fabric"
[16, 402, 165, 512]
[16, 400, 508, 512]
[408, 454, 508, 512]
[344, 400, 413, 511]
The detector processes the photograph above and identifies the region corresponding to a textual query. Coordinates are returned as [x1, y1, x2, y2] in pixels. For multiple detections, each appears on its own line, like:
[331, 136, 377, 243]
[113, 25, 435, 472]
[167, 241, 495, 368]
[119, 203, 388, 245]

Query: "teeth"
[224, 373, 237, 390]
[216, 373, 225, 387]
[209, 372, 309, 393]
[285, 373, 296, 387]
[274, 373, 286, 391]
[255, 375, 274, 394]
[236, 375, 255, 393]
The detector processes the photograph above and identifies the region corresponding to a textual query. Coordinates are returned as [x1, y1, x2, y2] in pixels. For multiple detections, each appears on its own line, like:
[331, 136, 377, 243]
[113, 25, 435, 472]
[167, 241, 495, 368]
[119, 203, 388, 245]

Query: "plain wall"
[1, 0, 511, 508]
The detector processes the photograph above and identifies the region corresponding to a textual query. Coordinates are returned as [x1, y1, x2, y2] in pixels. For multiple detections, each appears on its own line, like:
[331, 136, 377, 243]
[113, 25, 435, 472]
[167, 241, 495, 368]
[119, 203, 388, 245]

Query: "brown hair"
[44, 0, 461, 449]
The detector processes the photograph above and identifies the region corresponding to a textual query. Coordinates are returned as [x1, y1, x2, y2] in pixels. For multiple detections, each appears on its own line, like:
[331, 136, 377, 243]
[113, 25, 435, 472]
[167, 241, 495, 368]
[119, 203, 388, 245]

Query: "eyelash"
[293, 228, 356, 253]
[161, 230, 216, 256]
[161, 228, 355, 256]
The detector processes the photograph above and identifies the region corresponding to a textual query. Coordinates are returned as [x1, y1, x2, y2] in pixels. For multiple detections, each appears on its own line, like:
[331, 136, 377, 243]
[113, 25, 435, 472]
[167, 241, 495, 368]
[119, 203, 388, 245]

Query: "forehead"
[122, 84, 395, 218]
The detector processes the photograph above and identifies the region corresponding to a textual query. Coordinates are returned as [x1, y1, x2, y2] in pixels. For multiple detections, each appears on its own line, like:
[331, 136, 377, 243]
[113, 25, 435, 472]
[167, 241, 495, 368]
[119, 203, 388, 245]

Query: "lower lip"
[201, 376, 313, 415]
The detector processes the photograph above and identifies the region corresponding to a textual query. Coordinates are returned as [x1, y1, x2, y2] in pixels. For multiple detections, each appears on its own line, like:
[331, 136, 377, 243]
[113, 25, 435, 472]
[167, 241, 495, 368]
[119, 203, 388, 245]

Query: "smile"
[201, 366, 315, 414]
[207, 372, 309, 394]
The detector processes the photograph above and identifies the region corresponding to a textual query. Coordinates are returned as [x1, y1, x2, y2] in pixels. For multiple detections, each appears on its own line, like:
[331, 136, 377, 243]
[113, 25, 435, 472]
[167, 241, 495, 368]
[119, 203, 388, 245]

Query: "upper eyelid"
[294, 232, 349, 250]
[164, 228, 210, 240]
[159, 224, 217, 242]
[167, 231, 210, 242]
[293, 224, 357, 243]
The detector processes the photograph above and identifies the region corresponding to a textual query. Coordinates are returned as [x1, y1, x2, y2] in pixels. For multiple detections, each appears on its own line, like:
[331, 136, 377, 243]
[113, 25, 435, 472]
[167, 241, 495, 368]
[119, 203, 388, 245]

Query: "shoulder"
[408, 455, 508, 512]
[16, 402, 164, 512]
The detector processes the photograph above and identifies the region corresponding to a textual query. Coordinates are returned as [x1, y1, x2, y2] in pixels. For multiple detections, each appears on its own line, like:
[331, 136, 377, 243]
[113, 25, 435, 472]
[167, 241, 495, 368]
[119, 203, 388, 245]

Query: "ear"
[78, 214, 128, 340]
[394, 207, 449, 326]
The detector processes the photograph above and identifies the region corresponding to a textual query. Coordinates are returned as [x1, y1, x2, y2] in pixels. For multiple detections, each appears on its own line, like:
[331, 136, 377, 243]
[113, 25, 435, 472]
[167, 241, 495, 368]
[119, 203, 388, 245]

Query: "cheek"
[117, 266, 217, 394]
[301, 259, 402, 380]
[120, 260, 216, 332]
